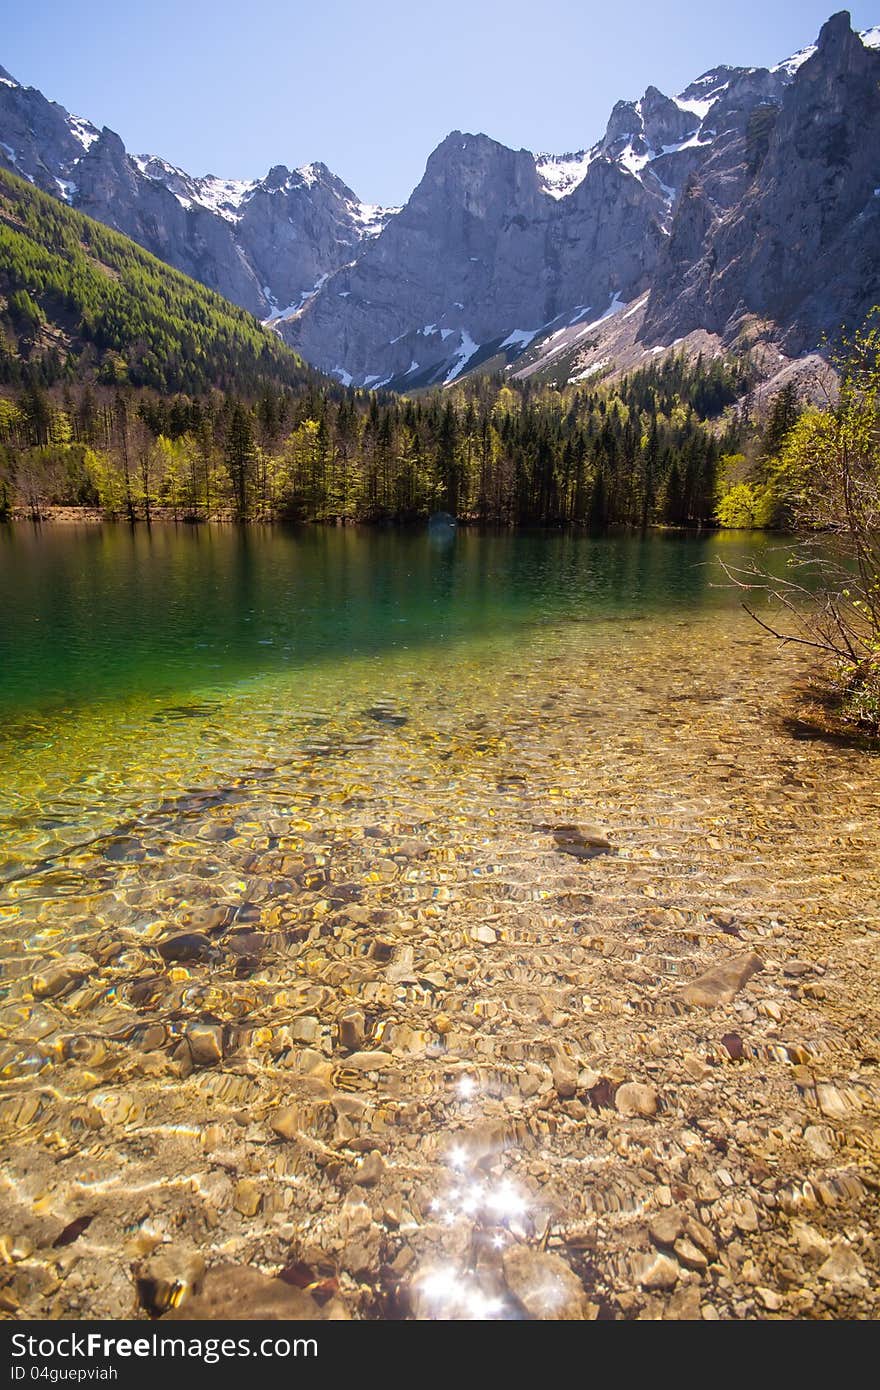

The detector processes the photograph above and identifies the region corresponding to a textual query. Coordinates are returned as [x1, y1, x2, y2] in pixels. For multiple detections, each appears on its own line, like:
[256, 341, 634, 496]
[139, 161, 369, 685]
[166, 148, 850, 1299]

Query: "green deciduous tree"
[724, 311, 880, 729]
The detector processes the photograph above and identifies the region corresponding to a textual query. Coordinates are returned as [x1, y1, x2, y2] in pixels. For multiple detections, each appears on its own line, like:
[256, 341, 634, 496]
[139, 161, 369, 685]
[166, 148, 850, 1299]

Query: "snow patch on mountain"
[535, 150, 594, 199]
[618, 142, 653, 177]
[661, 129, 715, 156]
[571, 356, 610, 381]
[194, 175, 258, 219]
[296, 162, 319, 188]
[0, 140, 23, 172]
[500, 327, 540, 350]
[677, 68, 736, 98]
[622, 292, 651, 320]
[584, 292, 627, 329]
[133, 156, 261, 220]
[672, 95, 715, 120]
[68, 115, 100, 151]
[263, 274, 330, 325]
[771, 43, 817, 75]
[134, 156, 194, 210]
[444, 330, 481, 383]
[509, 294, 631, 381]
[350, 200, 398, 236]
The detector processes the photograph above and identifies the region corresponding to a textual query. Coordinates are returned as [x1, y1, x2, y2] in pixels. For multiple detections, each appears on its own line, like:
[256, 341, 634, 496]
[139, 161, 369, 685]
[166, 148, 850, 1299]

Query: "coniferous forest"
[0, 167, 313, 396]
[0, 357, 754, 528]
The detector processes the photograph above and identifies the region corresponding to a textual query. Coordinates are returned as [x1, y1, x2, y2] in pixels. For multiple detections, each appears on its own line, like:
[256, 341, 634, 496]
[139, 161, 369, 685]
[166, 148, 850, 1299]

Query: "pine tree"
[587, 467, 608, 533]
[640, 420, 659, 532]
[225, 403, 255, 520]
[762, 382, 799, 458]
[663, 457, 685, 526]
[114, 392, 135, 523]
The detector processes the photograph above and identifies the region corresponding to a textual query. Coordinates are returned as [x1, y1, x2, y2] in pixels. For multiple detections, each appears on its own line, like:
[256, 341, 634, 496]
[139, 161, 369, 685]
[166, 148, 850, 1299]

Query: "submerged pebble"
[157, 933, 219, 964]
[1, 609, 878, 1321]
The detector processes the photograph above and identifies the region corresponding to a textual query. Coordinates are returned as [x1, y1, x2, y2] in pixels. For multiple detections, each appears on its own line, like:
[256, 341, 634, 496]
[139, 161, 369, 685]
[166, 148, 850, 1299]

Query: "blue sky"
[4, 2, 876, 205]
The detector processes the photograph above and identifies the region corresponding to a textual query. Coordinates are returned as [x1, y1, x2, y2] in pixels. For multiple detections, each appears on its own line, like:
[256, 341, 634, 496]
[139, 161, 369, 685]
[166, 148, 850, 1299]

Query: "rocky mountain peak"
[603, 100, 641, 146]
[817, 9, 858, 52]
[411, 130, 542, 222]
[640, 9, 880, 355]
[425, 130, 529, 176]
[677, 66, 739, 102]
[0, 67, 397, 322]
[640, 86, 699, 150]
[282, 11, 880, 388]
[90, 127, 127, 159]
[809, 8, 876, 85]
[304, 159, 336, 183]
[2, 11, 878, 390]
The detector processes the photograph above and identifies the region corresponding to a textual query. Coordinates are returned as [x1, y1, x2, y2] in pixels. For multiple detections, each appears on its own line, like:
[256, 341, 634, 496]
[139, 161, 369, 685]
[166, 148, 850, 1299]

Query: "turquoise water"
[0, 523, 793, 715]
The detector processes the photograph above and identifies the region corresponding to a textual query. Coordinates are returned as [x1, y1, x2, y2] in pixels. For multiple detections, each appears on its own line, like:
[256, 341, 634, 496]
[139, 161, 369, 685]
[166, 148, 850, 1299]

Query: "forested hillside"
[0, 167, 313, 395]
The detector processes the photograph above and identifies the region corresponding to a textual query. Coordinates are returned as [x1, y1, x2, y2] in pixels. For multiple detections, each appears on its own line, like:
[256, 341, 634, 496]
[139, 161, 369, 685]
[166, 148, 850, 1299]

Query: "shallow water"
[0, 525, 796, 884]
[0, 522, 801, 713]
[0, 523, 878, 1320]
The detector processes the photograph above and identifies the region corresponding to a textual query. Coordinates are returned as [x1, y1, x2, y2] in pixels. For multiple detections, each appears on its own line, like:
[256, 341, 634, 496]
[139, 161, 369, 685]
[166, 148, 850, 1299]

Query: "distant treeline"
[0, 352, 775, 529]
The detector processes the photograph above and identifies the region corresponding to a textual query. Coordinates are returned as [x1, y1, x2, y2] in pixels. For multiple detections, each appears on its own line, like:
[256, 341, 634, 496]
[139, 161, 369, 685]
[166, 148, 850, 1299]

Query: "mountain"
[0, 66, 396, 322]
[284, 131, 670, 390]
[640, 13, 880, 354]
[2, 13, 878, 391]
[508, 13, 880, 392]
[285, 12, 879, 389]
[284, 61, 793, 389]
[0, 166, 312, 395]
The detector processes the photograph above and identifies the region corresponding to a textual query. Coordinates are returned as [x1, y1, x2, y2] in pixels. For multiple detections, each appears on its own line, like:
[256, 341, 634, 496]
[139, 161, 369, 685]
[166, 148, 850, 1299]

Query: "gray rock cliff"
[641, 12, 880, 352]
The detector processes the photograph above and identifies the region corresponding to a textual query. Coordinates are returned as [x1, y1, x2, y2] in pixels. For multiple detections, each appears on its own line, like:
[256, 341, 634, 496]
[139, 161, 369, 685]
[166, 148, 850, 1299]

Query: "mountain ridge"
[2, 13, 878, 391]
[0, 68, 397, 324]
[285, 13, 879, 389]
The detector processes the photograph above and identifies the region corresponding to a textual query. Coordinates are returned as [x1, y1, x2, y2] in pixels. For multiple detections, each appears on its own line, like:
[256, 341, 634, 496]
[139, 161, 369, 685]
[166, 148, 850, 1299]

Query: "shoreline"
[3, 505, 755, 536]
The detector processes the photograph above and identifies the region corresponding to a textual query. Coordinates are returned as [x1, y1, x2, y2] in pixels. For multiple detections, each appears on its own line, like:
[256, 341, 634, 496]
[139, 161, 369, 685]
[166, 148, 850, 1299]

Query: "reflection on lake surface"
[0, 524, 878, 1320]
[0, 523, 802, 712]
